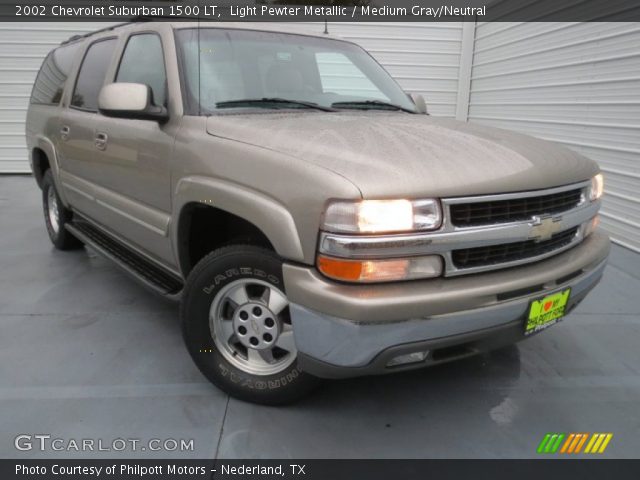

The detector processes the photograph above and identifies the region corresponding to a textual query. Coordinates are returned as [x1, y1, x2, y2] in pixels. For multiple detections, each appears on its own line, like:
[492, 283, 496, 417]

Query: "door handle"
[60, 125, 70, 141]
[94, 132, 108, 150]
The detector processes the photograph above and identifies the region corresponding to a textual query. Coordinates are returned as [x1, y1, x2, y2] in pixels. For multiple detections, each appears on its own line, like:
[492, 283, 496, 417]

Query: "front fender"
[172, 176, 305, 268]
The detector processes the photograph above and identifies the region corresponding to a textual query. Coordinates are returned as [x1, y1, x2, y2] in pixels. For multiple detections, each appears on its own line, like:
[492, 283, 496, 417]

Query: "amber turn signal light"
[317, 255, 443, 283]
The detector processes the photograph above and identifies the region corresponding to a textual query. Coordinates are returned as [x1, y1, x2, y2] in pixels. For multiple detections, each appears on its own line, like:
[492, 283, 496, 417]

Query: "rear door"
[57, 37, 118, 218]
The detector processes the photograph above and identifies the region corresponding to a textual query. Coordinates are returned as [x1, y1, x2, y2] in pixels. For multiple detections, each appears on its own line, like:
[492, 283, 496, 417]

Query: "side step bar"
[66, 221, 183, 300]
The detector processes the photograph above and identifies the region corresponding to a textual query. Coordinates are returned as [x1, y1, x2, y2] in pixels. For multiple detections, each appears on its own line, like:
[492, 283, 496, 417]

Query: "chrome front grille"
[318, 180, 599, 278]
[450, 188, 583, 227]
[440, 181, 593, 275]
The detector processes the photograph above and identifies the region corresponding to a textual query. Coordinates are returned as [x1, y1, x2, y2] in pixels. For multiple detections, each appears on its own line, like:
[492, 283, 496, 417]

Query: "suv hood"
[206, 112, 598, 198]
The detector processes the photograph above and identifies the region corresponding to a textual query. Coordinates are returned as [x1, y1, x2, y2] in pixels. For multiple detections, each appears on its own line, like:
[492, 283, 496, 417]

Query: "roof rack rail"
[60, 21, 133, 45]
[59, 16, 204, 46]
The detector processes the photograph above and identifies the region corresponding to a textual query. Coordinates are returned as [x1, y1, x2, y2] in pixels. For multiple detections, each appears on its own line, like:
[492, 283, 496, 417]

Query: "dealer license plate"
[525, 288, 571, 336]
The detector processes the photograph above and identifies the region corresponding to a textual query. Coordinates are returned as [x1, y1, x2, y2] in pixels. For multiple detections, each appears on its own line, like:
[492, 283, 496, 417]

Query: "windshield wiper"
[331, 100, 415, 113]
[216, 98, 336, 112]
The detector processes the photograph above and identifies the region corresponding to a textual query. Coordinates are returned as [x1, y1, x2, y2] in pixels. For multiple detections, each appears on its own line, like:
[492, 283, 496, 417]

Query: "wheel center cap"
[233, 302, 279, 350]
[250, 318, 260, 334]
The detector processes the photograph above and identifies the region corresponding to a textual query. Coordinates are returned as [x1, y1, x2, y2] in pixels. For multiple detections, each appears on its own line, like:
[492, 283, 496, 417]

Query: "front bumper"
[283, 231, 610, 378]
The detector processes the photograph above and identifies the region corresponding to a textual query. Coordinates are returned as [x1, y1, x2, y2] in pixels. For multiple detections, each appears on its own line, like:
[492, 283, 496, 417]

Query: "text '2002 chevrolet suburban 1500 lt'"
[26, 22, 609, 404]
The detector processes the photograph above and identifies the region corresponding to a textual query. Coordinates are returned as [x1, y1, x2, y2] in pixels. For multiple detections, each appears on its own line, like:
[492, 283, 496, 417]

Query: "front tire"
[41, 170, 82, 250]
[181, 245, 320, 405]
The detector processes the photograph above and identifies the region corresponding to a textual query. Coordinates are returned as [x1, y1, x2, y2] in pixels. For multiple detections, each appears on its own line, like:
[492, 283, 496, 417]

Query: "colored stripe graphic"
[598, 434, 613, 453]
[585, 433, 613, 454]
[537, 434, 552, 453]
[537, 433, 565, 453]
[592, 434, 606, 453]
[567, 433, 583, 453]
[545, 434, 558, 453]
[550, 434, 565, 453]
[560, 433, 575, 453]
[584, 434, 599, 453]
[541, 433, 613, 454]
[574, 433, 589, 453]
[560, 433, 576, 453]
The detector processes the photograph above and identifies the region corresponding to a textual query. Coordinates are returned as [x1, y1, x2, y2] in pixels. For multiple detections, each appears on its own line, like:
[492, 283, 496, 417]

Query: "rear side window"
[71, 38, 117, 111]
[30, 43, 81, 105]
[116, 33, 167, 106]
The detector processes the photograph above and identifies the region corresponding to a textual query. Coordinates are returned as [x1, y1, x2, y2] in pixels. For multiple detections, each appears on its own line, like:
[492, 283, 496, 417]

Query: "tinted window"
[116, 34, 167, 106]
[71, 38, 117, 111]
[175, 29, 415, 114]
[30, 43, 81, 105]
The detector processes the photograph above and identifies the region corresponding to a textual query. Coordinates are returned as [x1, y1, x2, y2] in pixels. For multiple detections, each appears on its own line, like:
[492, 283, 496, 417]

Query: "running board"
[66, 221, 183, 300]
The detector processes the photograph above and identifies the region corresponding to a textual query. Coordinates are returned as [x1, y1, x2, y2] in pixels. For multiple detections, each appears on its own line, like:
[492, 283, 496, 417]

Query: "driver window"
[116, 33, 167, 106]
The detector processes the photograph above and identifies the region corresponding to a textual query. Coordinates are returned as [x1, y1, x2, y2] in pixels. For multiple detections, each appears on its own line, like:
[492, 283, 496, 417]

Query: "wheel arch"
[31, 147, 50, 188]
[30, 136, 70, 205]
[173, 176, 305, 277]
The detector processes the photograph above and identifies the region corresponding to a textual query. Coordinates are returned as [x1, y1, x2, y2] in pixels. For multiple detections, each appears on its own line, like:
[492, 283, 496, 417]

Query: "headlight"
[322, 198, 441, 234]
[589, 173, 604, 201]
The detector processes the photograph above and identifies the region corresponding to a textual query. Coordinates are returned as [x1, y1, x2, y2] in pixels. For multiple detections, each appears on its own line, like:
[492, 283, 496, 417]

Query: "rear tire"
[181, 245, 320, 405]
[41, 170, 82, 250]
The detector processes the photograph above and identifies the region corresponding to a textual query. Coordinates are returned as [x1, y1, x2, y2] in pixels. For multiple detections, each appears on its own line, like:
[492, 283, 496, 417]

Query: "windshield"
[175, 28, 417, 114]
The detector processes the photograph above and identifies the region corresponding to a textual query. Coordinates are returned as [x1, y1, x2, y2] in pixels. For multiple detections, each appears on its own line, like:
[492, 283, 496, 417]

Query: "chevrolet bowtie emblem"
[251, 318, 260, 333]
[529, 215, 563, 242]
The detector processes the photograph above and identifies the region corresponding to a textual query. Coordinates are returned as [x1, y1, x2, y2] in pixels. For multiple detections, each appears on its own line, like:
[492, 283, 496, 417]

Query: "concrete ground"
[0, 175, 638, 459]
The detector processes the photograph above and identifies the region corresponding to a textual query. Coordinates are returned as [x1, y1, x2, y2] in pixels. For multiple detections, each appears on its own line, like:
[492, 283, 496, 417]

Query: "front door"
[89, 32, 175, 265]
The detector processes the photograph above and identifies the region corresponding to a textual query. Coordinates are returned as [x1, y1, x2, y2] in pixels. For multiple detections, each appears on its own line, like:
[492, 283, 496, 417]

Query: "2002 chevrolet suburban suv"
[26, 22, 610, 404]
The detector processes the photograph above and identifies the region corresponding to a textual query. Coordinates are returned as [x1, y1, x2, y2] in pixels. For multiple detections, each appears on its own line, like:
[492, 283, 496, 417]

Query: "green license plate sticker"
[526, 288, 571, 336]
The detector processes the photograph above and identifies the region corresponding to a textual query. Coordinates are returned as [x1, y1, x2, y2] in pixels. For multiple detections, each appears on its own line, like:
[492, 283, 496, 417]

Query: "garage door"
[468, 22, 640, 252]
[0, 22, 118, 173]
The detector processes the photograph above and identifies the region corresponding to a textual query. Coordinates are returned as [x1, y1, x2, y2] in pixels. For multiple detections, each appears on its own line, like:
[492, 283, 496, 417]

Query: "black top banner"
[3, 0, 640, 22]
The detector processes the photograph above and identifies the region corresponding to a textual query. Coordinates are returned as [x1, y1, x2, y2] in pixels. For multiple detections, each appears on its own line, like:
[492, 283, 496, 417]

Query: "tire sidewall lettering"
[202, 267, 279, 294]
[218, 362, 302, 391]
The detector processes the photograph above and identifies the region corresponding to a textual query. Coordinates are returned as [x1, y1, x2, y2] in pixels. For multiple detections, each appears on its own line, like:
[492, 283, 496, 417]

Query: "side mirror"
[408, 93, 428, 114]
[98, 83, 168, 122]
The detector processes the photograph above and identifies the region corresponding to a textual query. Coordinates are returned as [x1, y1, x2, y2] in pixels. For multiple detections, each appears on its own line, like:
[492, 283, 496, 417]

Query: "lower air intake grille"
[452, 227, 579, 269]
